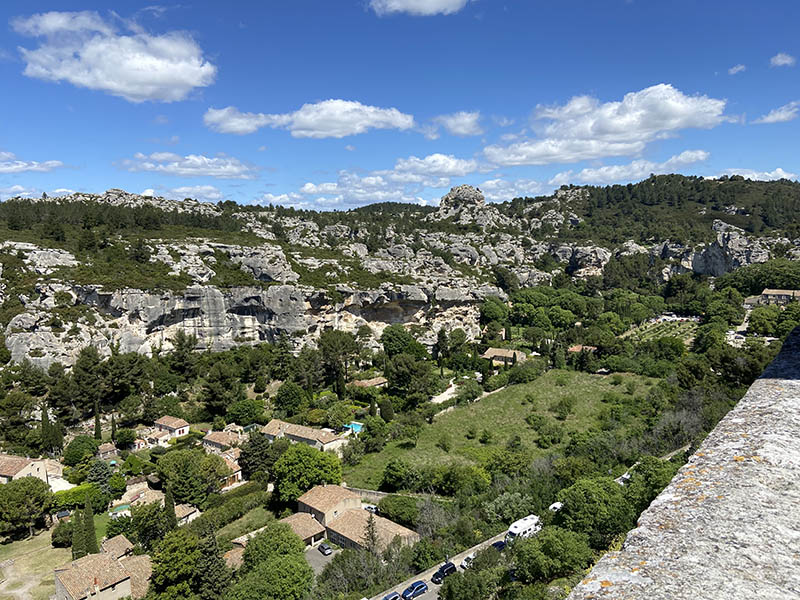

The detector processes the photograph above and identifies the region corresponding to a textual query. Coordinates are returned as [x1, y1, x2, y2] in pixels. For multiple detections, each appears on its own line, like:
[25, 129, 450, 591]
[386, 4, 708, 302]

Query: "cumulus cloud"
[120, 152, 257, 179]
[0, 184, 38, 200]
[12, 10, 216, 102]
[549, 150, 710, 186]
[484, 84, 727, 166]
[770, 52, 796, 67]
[0, 150, 64, 173]
[432, 111, 483, 136]
[479, 178, 543, 202]
[752, 101, 799, 124]
[204, 100, 414, 138]
[716, 167, 796, 181]
[392, 153, 478, 177]
[170, 184, 223, 201]
[370, 0, 469, 16]
[728, 64, 746, 75]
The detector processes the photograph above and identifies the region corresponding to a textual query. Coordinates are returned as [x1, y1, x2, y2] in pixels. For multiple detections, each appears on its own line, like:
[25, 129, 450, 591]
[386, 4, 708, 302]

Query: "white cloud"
[204, 100, 415, 138]
[717, 167, 796, 181]
[484, 84, 727, 166]
[550, 150, 710, 185]
[752, 101, 799, 124]
[770, 52, 796, 67]
[432, 111, 483, 136]
[12, 10, 216, 102]
[141, 188, 156, 196]
[170, 185, 223, 201]
[392, 153, 478, 177]
[370, 0, 469, 16]
[728, 64, 746, 75]
[0, 150, 64, 173]
[479, 178, 543, 202]
[493, 115, 515, 127]
[0, 184, 38, 200]
[51, 188, 75, 195]
[153, 114, 169, 125]
[345, 145, 356, 152]
[121, 152, 257, 179]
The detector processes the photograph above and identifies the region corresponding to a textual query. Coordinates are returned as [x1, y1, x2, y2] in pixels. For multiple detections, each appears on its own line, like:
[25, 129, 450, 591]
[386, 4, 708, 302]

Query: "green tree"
[380, 324, 427, 358]
[115, 428, 136, 448]
[513, 526, 593, 583]
[164, 488, 178, 531]
[195, 534, 232, 600]
[439, 570, 494, 600]
[110, 414, 116, 441]
[151, 528, 202, 597]
[377, 495, 419, 529]
[71, 509, 86, 559]
[131, 501, 168, 550]
[93, 401, 102, 441]
[226, 554, 312, 600]
[86, 460, 112, 496]
[364, 512, 380, 555]
[0, 477, 53, 537]
[326, 401, 352, 430]
[83, 494, 99, 554]
[242, 522, 305, 571]
[273, 443, 342, 503]
[274, 381, 306, 415]
[555, 477, 635, 549]
[239, 432, 274, 480]
[64, 436, 99, 467]
[169, 330, 198, 381]
[378, 398, 394, 422]
[157, 449, 230, 507]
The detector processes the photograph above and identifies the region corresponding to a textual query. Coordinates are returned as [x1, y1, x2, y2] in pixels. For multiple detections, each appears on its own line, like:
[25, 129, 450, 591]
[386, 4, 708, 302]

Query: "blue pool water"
[347, 421, 363, 434]
[111, 503, 131, 513]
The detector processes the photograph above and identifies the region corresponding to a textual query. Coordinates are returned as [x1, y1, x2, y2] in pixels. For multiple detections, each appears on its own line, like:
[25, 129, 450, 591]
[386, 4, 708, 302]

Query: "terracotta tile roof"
[225, 447, 241, 460]
[203, 431, 239, 447]
[148, 430, 170, 440]
[567, 344, 597, 353]
[481, 347, 527, 361]
[55, 553, 129, 600]
[280, 512, 326, 541]
[327, 510, 419, 551]
[97, 443, 116, 455]
[762, 288, 800, 295]
[297, 484, 360, 514]
[262, 419, 343, 445]
[101, 534, 133, 559]
[223, 547, 245, 570]
[174, 504, 198, 521]
[222, 455, 240, 474]
[121, 555, 151, 599]
[0, 454, 31, 477]
[351, 376, 388, 388]
[154, 416, 189, 429]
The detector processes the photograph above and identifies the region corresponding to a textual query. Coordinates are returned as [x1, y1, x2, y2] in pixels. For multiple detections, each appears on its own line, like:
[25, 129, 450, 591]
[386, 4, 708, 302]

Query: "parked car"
[431, 562, 457, 584]
[460, 552, 475, 570]
[318, 542, 333, 556]
[382, 593, 401, 600]
[401, 581, 428, 599]
[491, 540, 507, 552]
[364, 503, 379, 514]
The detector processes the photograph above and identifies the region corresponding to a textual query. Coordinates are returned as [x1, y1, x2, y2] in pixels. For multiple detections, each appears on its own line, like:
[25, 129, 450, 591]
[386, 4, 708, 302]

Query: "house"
[202, 430, 240, 454]
[760, 288, 800, 305]
[120, 555, 152, 600]
[132, 438, 148, 451]
[220, 451, 243, 489]
[481, 348, 527, 366]
[145, 429, 171, 448]
[175, 504, 200, 526]
[97, 443, 117, 461]
[261, 419, 348, 454]
[280, 512, 326, 547]
[567, 344, 597, 353]
[101, 535, 134, 560]
[297, 484, 361, 526]
[351, 376, 388, 389]
[153, 416, 190, 439]
[54, 554, 131, 600]
[326, 509, 420, 552]
[0, 454, 48, 485]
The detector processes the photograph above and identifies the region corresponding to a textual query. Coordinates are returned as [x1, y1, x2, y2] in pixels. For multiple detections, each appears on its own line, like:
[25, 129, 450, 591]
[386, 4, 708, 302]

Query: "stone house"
[97, 443, 117, 461]
[280, 512, 326, 547]
[481, 348, 527, 366]
[54, 554, 131, 600]
[261, 419, 347, 454]
[101, 535, 133, 560]
[202, 430, 240, 454]
[351, 376, 388, 389]
[175, 503, 200, 526]
[0, 454, 48, 485]
[297, 484, 361, 526]
[326, 509, 420, 552]
[153, 416, 190, 439]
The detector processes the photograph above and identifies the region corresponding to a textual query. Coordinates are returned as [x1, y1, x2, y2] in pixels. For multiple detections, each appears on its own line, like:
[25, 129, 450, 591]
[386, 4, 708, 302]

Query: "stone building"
[297, 484, 361, 526]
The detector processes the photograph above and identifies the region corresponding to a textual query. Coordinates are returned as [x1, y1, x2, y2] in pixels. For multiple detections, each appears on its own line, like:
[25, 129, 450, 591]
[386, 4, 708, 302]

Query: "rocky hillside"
[1, 176, 798, 367]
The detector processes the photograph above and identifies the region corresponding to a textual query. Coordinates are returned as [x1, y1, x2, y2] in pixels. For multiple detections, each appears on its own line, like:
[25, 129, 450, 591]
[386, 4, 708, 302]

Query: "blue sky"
[0, 0, 798, 208]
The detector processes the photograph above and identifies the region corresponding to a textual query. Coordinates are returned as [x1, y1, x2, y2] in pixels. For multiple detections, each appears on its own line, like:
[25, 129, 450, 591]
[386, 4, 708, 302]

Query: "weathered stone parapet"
[568, 327, 800, 600]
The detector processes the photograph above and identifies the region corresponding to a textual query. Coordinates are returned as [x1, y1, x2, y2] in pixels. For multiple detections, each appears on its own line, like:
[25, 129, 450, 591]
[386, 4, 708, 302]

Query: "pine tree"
[164, 488, 178, 531]
[110, 414, 116, 441]
[194, 534, 232, 600]
[71, 509, 86, 560]
[41, 402, 55, 454]
[364, 513, 380, 556]
[83, 495, 99, 554]
[94, 401, 101, 441]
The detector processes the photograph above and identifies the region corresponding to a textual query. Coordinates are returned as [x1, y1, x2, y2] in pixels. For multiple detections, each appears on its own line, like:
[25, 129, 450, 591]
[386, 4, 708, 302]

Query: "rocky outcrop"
[432, 185, 513, 229]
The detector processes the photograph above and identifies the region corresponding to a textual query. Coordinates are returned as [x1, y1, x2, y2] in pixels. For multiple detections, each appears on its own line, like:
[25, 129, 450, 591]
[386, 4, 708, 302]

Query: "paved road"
[305, 545, 340, 576]
[369, 531, 506, 600]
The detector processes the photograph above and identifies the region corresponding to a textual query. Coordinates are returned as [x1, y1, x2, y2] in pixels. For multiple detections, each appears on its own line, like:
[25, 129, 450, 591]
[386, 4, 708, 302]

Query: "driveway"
[305, 544, 340, 576]
[369, 532, 507, 600]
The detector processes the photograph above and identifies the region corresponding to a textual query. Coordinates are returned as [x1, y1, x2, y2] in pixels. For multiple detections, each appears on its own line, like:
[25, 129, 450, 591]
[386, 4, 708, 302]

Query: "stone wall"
[567, 327, 800, 600]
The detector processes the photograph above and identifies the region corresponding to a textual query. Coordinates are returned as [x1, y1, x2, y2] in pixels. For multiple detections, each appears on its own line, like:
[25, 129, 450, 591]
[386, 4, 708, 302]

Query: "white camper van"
[505, 514, 541, 544]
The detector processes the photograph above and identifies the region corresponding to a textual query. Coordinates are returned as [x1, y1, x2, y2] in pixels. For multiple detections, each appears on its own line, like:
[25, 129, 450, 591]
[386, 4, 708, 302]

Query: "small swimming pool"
[110, 503, 131, 513]
[347, 421, 363, 434]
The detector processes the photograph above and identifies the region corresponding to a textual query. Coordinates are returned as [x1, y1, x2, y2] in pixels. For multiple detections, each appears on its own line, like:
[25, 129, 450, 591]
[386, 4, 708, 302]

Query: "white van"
[505, 514, 541, 544]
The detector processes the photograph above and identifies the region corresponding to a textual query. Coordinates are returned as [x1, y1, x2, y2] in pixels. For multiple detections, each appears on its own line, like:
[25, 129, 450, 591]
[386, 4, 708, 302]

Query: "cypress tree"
[83, 495, 98, 554]
[71, 509, 86, 560]
[194, 534, 232, 600]
[93, 401, 101, 441]
[369, 397, 377, 417]
[110, 414, 116, 441]
[41, 402, 53, 454]
[164, 488, 178, 531]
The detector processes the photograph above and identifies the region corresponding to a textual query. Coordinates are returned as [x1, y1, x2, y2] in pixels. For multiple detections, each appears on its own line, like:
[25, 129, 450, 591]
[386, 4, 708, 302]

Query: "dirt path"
[430, 379, 457, 404]
[0, 561, 39, 600]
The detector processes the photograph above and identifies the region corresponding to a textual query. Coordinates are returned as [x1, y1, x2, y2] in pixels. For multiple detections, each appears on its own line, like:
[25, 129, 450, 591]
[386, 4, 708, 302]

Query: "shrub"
[51, 519, 73, 547]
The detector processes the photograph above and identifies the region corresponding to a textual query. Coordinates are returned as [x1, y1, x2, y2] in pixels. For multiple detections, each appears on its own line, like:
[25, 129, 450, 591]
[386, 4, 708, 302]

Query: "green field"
[343, 369, 657, 489]
[621, 319, 698, 345]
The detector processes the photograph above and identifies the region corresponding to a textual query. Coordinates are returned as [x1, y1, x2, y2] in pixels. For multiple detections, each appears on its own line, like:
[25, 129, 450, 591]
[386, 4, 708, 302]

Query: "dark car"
[401, 580, 429, 599]
[491, 540, 507, 552]
[318, 542, 333, 556]
[431, 561, 457, 584]
[383, 594, 401, 600]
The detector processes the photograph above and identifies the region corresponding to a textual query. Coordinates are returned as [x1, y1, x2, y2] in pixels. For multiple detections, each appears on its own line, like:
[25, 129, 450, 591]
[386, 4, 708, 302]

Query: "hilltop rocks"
[0, 242, 78, 274]
[433, 185, 513, 229]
